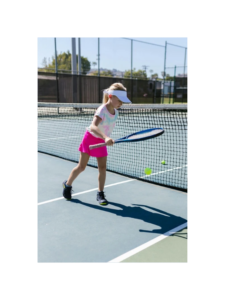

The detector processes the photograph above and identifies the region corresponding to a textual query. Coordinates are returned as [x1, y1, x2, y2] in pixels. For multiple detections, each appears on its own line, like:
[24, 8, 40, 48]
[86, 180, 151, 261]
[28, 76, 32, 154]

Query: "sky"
[38, 37, 187, 77]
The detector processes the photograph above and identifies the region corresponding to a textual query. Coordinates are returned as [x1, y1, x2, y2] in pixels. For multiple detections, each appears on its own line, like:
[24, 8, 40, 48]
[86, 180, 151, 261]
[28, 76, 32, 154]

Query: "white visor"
[104, 89, 132, 103]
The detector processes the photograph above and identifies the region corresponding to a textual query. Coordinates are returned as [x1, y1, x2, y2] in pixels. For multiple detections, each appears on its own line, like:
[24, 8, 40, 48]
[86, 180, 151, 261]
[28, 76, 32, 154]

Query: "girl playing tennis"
[62, 83, 131, 205]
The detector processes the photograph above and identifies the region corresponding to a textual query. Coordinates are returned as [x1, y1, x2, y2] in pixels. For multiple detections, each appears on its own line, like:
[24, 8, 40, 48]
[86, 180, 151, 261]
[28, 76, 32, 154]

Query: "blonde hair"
[102, 82, 127, 104]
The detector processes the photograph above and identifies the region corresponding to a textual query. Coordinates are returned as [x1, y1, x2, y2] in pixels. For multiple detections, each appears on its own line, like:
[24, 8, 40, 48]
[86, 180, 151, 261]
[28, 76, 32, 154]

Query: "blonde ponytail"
[102, 83, 127, 104]
[102, 88, 109, 104]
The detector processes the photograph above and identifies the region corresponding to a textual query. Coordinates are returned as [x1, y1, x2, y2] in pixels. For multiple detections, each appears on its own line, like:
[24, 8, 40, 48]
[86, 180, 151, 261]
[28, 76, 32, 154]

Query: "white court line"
[108, 222, 188, 263]
[39, 120, 82, 124]
[38, 165, 187, 206]
[38, 133, 126, 142]
[38, 135, 81, 141]
[38, 179, 134, 206]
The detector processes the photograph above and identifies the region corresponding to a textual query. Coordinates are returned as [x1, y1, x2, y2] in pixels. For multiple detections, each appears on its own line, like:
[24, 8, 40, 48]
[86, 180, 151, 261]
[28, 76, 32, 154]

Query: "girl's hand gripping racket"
[89, 128, 164, 149]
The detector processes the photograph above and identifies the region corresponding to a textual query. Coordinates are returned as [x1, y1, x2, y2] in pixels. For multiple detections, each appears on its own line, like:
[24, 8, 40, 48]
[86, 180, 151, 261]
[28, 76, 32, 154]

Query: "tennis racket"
[89, 128, 164, 149]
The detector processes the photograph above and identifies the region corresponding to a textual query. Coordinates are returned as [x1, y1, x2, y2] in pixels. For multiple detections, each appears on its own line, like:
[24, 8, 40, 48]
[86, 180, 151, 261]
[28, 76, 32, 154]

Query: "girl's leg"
[97, 156, 107, 191]
[66, 152, 90, 186]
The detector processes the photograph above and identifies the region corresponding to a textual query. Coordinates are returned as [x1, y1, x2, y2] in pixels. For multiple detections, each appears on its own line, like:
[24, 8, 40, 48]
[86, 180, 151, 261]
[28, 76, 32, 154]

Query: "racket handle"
[89, 143, 107, 150]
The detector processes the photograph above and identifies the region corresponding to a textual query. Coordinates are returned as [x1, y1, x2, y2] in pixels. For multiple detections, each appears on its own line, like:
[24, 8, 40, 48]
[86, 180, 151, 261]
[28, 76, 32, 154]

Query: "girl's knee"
[78, 164, 86, 172]
[98, 165, 106, 173]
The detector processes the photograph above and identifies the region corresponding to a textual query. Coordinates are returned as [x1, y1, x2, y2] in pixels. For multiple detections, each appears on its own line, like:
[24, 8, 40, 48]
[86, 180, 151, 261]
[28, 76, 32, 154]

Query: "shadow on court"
[69, 199, 187, 235]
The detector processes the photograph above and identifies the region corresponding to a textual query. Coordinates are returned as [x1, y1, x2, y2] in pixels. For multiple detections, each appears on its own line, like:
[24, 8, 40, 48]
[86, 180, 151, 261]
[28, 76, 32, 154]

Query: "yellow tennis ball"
[161, 160, 166, 165]
[144, 168, 152, 175]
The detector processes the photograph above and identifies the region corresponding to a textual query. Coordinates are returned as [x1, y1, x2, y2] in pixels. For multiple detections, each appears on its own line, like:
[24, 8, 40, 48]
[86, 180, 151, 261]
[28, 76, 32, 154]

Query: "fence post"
[131, 39, 133, 101]
[54, 38, 59, 105]
[78, 38, 81, 75]
[184, 47, 187, 76]
[71, 38, 77, 75]
[71, 38, 77, 103]
[173, 66, 176, 103]
[162, 41, 167, 104]
[131, 39, 133, 78]
[77, 38, 82, 103]
[98, 38, 101, 102]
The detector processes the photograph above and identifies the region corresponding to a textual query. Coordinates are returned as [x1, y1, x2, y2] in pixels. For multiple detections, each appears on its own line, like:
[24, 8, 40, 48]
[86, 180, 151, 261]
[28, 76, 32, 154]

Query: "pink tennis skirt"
[78, 131, 108, 157]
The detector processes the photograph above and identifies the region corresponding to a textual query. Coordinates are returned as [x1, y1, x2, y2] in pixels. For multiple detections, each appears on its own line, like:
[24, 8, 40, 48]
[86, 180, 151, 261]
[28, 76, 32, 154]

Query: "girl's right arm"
[90, 116, 114, 146]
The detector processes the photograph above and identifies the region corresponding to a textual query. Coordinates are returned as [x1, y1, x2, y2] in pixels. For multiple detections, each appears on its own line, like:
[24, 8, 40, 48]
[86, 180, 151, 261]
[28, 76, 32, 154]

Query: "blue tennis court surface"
[38, 153, 187, 262]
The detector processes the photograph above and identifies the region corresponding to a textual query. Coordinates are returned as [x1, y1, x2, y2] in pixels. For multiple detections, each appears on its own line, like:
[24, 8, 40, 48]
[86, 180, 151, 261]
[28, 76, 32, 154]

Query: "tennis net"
[38, 103, 187, 192]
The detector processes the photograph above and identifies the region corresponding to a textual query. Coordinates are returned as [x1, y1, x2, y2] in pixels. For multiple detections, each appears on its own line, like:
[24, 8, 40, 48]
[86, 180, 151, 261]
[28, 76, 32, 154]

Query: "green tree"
[151, 73, 158, 79]
[165, 74, 174, 80]
[44, 51, 91, 74]
[42, 58, 47, 68]
[124, 68, 148, 79]
[89, 69, 113, 77]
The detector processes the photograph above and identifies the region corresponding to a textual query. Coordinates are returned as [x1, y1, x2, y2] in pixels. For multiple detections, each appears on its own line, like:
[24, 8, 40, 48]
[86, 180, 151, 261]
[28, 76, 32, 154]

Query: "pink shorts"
[78, 131, 108, 157]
